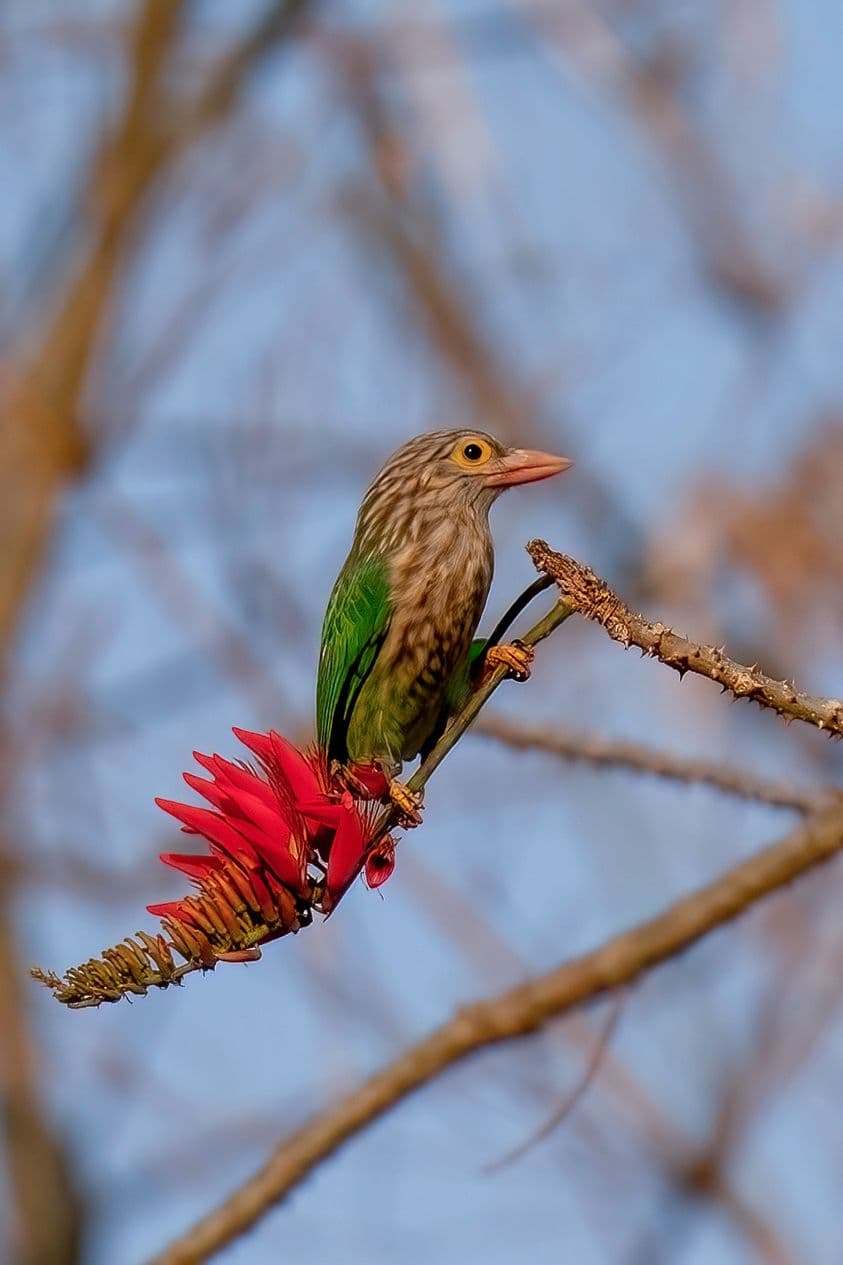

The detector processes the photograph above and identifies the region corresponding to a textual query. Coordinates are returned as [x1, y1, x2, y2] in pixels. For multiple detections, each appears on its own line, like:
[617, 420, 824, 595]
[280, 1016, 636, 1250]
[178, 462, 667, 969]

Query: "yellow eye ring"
[450, 437, 493, 469]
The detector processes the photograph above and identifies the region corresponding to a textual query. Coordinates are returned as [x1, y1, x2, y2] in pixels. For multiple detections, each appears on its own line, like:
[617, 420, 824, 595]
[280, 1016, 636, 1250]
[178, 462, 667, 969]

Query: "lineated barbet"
[316, 429, 572, 819]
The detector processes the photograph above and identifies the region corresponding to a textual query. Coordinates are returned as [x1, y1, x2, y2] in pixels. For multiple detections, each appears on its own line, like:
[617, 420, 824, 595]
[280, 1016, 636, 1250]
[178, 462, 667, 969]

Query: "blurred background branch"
[0, 3, 311, 1260]
[473, 715, 832, 813]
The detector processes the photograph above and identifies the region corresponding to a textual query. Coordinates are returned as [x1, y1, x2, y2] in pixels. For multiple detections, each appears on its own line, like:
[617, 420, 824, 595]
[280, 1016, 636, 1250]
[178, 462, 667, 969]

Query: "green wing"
[316, 552, 392, 764]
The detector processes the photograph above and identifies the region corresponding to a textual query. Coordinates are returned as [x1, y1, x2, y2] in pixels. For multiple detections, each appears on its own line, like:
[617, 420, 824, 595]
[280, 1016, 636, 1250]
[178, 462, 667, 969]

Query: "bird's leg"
[331, 760, 391, 801]
[334, 758, 423, 827]
[481, 639, 535, 683]
[388, 779, 424, 828]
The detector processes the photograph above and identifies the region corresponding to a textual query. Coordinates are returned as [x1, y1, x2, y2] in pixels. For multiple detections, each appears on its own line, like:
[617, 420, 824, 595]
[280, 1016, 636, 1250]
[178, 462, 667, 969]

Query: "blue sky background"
[2, 2, 843, 1262]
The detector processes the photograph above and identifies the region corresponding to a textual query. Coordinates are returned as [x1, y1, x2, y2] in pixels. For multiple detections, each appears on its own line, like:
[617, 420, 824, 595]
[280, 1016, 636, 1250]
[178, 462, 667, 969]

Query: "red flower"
[150, 728, 392, 937]
[32, 729, 401, 1008]
[364, 841, 395, 889]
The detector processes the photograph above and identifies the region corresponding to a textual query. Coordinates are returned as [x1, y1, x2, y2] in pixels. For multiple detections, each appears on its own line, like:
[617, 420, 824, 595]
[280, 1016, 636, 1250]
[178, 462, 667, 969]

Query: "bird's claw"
[483, 640, 534, 682]
[334, 761, 389, 800]
[388, 779, 424, 827]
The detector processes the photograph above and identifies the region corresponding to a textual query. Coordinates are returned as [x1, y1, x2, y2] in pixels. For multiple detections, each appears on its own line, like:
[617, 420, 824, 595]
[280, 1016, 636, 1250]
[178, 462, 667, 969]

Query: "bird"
[316, 429, 572, 820]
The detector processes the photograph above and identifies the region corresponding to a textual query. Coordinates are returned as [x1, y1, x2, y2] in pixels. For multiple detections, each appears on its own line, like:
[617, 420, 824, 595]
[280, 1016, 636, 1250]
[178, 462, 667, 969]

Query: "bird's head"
[356, 429, 572, 551]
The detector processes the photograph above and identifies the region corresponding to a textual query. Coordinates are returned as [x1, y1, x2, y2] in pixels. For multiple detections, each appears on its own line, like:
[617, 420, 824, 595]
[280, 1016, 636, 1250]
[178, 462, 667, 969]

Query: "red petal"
[325, 804, 367, 894]
[205, 755, 277, 809]
[365, 845, 395, 889]
[192, 750, 227, 780]
[230, 817, 303, 888]
[234, 786, 291, 834]
[182, 771, 231, 812]
[296, 797, 343, 827]
[192, 750, 275, 807]
[159, 852, 223, 881]
[269, 731, 322, 802]
[147, 899, 191, 921]
[231, 727, 274, 762]
[155, 798, 255, 863]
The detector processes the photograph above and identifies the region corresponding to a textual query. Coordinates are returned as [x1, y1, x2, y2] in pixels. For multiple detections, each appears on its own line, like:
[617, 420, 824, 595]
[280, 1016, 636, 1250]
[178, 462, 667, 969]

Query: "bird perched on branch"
[317, 429, 572, 820]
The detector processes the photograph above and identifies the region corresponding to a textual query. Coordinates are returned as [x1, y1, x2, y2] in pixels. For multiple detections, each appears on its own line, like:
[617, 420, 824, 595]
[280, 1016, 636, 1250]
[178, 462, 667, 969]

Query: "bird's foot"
[483, 640, 534, 683]
[388, 779, 424, 828]
[336, 761, 390, 800]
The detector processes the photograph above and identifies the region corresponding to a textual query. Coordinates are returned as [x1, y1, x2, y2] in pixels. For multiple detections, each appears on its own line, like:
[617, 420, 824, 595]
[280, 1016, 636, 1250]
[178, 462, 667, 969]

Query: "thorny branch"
[528, 541, 843, 739]
[147, 803, 843, 1265]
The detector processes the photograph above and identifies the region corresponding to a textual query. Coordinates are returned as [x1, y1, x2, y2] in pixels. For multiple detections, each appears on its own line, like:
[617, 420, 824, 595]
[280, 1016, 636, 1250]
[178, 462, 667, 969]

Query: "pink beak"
[485, 448, 573, 488]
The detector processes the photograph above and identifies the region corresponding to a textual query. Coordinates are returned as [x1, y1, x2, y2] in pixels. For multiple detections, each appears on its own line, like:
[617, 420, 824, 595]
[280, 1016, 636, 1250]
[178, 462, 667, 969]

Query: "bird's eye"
[450, 436, 493, 470]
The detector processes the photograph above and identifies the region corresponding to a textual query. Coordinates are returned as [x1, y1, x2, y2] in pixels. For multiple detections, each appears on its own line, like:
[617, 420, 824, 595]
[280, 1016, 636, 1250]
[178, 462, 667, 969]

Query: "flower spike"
[32, 728, 397, 1008]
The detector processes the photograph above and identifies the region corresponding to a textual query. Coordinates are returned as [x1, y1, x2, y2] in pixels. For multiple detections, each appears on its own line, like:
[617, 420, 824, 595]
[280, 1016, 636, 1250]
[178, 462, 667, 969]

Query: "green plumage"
[316, 552, 392, 764]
